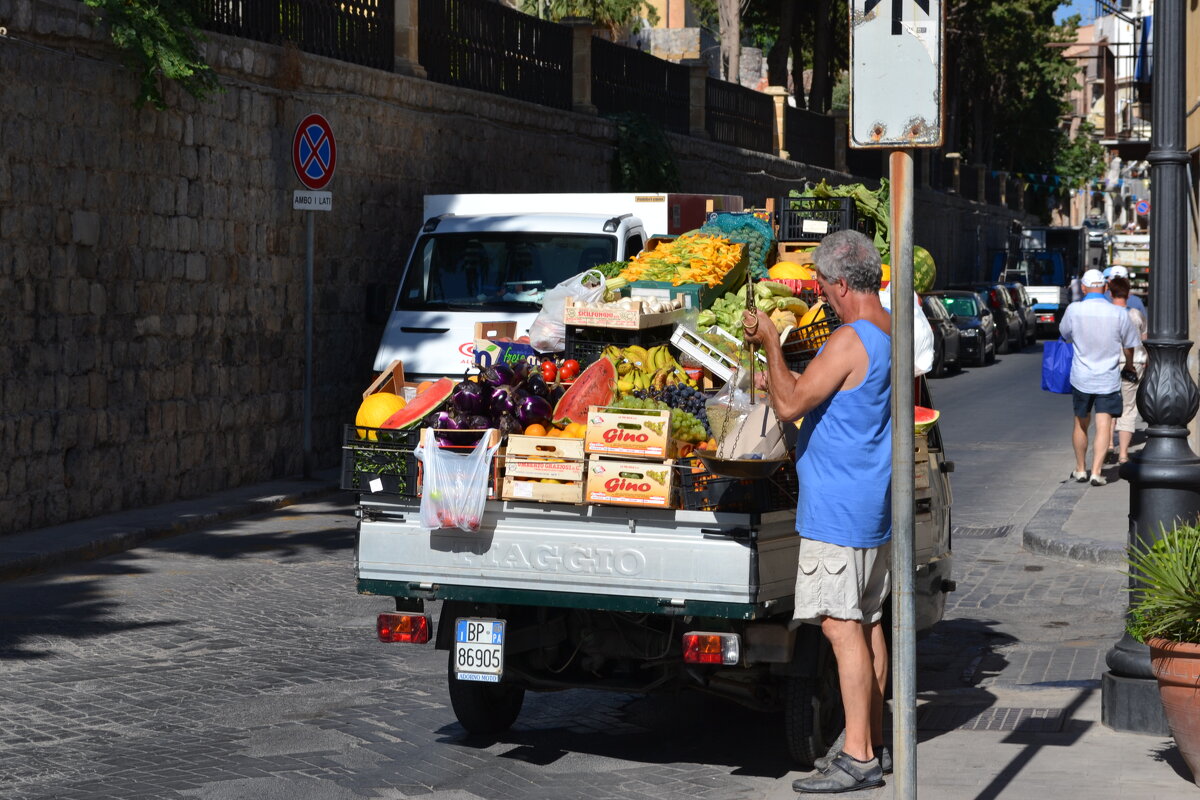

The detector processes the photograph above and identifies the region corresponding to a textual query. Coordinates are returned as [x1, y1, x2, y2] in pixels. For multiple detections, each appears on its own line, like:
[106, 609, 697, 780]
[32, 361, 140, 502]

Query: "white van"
[372, 194, 742, 380]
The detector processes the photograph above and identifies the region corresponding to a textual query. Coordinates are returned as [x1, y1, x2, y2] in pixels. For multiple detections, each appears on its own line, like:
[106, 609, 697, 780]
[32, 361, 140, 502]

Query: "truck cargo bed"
[357, 497, 800, 618]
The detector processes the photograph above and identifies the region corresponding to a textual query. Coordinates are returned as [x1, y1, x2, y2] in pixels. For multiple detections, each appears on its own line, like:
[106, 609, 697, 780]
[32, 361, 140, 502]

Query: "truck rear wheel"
[783, 655, 843, 767]
[446, 654, 525, 735]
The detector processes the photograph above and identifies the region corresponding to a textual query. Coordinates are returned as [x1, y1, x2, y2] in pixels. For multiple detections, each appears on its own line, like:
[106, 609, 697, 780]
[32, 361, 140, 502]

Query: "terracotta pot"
[1149, 637, 1200, 786]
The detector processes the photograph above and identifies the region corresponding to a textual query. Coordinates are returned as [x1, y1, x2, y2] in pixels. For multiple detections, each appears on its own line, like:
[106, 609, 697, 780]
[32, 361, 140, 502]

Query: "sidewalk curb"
[0, 474, 341, 581]
[1021, 479, 1127, 565]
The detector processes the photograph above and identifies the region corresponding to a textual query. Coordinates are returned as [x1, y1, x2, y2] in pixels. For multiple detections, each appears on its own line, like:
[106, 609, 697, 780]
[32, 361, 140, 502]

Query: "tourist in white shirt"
[1059, 269, 1141, 486]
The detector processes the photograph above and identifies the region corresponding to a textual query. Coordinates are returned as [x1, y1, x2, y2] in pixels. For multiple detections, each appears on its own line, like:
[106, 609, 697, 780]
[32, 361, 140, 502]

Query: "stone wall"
[0, 0, 1021, 536]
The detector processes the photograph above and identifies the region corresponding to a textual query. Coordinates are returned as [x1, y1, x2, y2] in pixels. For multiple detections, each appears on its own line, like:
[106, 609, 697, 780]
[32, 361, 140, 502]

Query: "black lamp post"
[1101, 0, 1200, 734]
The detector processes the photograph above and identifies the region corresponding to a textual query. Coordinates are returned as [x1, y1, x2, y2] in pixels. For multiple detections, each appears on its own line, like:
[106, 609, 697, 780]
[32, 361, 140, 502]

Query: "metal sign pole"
[303, 210, 314, 479]
[889, 149, 916, 799]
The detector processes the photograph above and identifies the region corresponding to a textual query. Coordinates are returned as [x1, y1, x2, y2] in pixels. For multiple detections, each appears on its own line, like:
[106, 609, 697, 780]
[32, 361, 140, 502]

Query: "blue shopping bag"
[1041, 340, 1073, 394]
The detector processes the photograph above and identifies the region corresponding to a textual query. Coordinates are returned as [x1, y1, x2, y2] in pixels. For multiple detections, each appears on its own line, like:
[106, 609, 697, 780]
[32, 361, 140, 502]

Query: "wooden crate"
[503, 435, 585, 482]
[501, 476, 584, 504]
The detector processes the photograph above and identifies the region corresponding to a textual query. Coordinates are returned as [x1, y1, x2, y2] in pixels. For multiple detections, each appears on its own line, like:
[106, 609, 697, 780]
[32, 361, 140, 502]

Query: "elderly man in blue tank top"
[744, 229, 892, 794]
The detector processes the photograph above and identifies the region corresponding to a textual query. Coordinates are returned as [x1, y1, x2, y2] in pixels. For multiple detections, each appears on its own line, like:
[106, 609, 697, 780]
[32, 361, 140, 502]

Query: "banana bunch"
[602, 345, 698, 395]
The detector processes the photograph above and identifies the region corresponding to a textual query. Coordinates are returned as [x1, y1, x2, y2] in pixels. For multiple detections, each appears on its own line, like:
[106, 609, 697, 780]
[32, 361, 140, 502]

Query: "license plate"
[453, 618, 504, 682]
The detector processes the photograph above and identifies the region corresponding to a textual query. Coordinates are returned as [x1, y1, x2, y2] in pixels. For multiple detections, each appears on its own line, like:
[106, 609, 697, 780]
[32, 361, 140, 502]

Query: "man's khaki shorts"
[791, 537, 892, 626]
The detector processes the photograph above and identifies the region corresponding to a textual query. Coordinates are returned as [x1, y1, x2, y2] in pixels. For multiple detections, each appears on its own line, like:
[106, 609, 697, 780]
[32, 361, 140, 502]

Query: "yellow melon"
[356, 392, 407, 440]
[769, 262, 817, 281]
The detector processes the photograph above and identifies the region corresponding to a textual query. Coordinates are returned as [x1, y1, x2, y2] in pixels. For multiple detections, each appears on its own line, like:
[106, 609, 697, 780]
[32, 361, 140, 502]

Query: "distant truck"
[990, 226, 1092, 338]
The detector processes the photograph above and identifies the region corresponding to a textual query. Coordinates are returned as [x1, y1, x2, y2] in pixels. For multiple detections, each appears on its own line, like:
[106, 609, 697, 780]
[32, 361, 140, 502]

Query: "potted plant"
[1127, 524, 1200, 786]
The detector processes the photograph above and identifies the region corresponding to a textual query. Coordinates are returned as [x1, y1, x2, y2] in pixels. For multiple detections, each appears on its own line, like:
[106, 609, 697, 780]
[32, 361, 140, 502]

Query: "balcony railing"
[591, 37, 690, 134]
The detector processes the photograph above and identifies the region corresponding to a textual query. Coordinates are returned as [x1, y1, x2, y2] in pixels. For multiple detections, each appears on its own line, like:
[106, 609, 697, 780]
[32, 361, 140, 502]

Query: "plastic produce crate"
[670, 325, 769, 383]
[341, 425, 421, 497]
[675, 458, 798, 512]
[564, 322, 676, 365]
[781, 308, 841, 373]
[777, 198, 877, 243]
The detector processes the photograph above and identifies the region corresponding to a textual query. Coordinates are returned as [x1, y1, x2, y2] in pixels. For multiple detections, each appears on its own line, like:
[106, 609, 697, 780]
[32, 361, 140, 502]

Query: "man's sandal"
[792, 752, 885, 794]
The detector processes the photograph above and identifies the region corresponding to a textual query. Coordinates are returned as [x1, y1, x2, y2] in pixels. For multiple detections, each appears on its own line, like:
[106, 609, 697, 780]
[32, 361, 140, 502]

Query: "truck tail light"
[377, 613, 431, 643]
[682, 632, 740, 665]
[1037, 313, 1055, 323]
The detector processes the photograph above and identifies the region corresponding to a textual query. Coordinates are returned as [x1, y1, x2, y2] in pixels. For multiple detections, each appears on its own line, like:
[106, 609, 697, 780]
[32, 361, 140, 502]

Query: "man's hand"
[742, 310, 775, 348]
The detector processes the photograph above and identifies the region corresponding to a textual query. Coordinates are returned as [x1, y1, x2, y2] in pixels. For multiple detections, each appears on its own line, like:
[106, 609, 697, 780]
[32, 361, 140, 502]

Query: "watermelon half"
[553, 358, 616, 426]
[380, 377, 454, 429]
[914, 406, 939, 435]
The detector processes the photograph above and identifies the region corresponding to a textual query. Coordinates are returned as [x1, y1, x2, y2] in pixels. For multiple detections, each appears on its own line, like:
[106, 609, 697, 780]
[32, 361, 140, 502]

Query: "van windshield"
[396, 232, 617, 311]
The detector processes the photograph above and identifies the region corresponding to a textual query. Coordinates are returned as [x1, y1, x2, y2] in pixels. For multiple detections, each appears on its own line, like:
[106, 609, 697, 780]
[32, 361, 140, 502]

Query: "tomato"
[540, 360, 558, 382]
[559, 359, 581, 382]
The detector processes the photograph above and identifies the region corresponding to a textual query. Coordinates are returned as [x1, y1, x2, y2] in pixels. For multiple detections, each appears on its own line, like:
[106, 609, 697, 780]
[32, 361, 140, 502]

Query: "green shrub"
[1126, 525, 1200, 644]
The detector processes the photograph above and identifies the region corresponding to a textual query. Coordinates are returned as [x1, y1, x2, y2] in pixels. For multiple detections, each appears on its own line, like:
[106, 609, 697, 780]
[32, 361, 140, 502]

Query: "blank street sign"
[849, 0, 943, 148]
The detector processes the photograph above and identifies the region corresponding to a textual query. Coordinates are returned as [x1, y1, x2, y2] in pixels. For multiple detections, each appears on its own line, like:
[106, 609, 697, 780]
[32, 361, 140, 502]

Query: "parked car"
[1004, 282, 1038, 347]
[927, 290, 995, 367]
[920, 293, 961, 377]
[956, 283, 1023, 354]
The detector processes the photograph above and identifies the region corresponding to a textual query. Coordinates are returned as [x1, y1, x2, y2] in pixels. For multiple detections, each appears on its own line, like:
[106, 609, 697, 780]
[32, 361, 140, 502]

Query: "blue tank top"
[793, 319, 893, 547]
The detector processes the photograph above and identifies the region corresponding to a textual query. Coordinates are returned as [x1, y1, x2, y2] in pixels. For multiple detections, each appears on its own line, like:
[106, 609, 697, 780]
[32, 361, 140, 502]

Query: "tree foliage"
[609, 113, 680, 191]
[944, 0, 1079, 173]
[518, 0, 659, 38]
[85, 0, 221, 109]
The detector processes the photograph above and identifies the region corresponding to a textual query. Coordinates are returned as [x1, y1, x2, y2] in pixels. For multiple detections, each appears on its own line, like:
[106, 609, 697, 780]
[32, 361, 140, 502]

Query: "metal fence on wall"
[197, 0, 394, 70]
[591, 38, 689, 133]
[705, 78, 774, 154]
[419, 0, 572, 109]
[785, 107, 834, 169]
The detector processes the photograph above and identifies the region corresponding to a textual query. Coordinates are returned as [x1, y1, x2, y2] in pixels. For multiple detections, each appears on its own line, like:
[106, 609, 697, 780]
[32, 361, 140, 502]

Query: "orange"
[524, 423, 548, 437]
[416, 381, 434, 394]
[564, 422, 586, 439]
[546, 427, 562, 437]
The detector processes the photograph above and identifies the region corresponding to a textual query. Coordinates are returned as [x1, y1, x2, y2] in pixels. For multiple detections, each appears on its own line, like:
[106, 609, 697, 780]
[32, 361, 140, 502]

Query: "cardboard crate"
[627, 282, 704, 311]
[585, 456, 674, 509]
[628, 238, 748, 309]
[503, 435, 585, 482]
[584, 406, 674, 460]
[501, 476, 585, 505]
[563, 297, 686, 331]
[474, 321, 542, 367]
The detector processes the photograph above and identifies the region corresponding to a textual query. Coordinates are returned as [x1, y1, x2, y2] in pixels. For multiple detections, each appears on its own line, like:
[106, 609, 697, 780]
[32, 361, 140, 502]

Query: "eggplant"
[510, 360, 531, 382]
[516, 394, 553, 428]
[465, 415, 492, 431]
[433, 410, 459, 430]
[490, 384, 529, 416]
[547, 383, 566, 405]
[451, 380, 487, 415]
[496, 414, 523, 436]
[524, 373, 549, 398]
[481, 363, 518, 387]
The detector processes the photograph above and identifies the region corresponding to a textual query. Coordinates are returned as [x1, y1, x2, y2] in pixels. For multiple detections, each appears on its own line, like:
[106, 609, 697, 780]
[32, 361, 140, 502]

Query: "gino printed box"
[584, 406, 674, 459]
[585, 457, 674, 508]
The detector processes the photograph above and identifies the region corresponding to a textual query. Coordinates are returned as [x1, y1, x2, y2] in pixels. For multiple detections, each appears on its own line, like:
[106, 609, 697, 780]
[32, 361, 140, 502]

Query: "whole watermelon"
[913, 246, 937, 293]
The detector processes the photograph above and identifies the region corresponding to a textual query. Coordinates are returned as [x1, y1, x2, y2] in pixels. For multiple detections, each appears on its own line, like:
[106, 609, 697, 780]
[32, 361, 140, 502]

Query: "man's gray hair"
[812, 230, 882, 292]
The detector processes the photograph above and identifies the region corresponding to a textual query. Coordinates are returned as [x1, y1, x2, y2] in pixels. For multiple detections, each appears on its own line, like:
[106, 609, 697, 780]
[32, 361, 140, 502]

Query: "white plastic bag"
[704, 364, 789, 460]
[415, 428, 500, 532]
[528, 269, 606, 352]
[879, 289, 934, 377]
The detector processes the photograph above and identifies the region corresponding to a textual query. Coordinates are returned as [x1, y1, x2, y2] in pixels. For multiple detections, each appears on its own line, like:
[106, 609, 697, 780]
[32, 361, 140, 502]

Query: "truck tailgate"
[358, 498, 799, 613]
